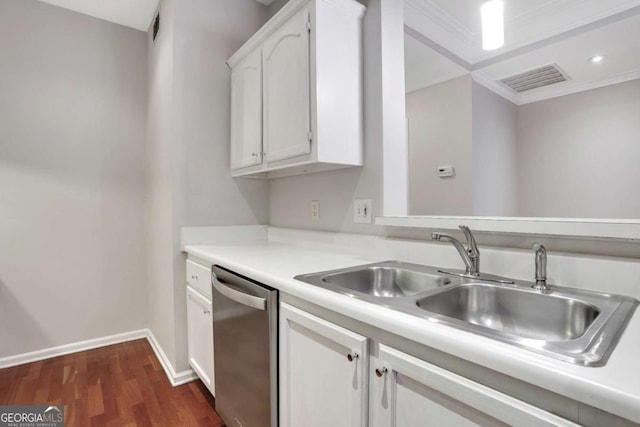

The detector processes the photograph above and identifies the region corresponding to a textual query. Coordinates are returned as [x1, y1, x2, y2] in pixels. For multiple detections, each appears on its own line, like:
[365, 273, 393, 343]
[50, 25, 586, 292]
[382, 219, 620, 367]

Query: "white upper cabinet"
[230, 49, 263, 169]
[262, 7, 312, 164]
[227, 0, 366, 178]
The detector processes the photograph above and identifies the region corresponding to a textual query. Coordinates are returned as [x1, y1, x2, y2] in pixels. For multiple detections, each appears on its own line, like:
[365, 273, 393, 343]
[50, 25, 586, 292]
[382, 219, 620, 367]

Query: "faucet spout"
[432, 225, 480, 276]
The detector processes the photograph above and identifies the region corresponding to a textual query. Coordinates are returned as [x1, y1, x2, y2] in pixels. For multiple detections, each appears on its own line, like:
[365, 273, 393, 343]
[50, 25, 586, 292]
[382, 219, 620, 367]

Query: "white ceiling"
[404, 0, 640, 104]
[475, 12, 640, 104]
[405, 0, 640, 64]
[37, 0, 159, 32]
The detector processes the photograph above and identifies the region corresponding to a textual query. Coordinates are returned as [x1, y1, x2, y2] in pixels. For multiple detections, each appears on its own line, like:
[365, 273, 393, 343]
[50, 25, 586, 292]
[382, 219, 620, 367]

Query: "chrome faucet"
[432, 225, 480, 276]
[532, 243, 550, 291]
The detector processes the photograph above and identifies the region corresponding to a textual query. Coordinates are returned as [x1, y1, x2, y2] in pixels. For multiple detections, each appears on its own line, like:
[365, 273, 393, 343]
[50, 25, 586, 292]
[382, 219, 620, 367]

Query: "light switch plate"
[311, 200, 320, 221]
[354, 199, 372, 223]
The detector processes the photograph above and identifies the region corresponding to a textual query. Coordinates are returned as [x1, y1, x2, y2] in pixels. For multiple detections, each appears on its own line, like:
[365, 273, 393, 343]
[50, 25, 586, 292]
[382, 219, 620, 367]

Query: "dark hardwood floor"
[0, 339, 224, 426]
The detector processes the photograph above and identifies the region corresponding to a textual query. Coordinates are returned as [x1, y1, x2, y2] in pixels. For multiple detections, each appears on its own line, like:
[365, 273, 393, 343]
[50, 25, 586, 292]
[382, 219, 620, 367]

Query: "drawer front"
[186, 260, 212, 299]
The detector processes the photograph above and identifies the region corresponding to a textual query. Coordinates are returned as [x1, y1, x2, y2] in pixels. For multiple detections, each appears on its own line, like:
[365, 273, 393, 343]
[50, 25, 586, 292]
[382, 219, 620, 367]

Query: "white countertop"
[185, 241, 640, 423]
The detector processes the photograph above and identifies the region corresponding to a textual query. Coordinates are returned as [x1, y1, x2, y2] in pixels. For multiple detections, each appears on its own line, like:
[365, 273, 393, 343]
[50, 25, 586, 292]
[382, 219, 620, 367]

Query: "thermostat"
[437, 165, 454, 178]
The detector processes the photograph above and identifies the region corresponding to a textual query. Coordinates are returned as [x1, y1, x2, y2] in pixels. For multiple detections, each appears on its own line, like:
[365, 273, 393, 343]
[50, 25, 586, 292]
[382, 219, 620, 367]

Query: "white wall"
[0, 0, 147, 358]
[472, 81, 519, 216]
[517, 78, 640, 218]
[146, 0, 268, 373]
[406, 76, 473, 215]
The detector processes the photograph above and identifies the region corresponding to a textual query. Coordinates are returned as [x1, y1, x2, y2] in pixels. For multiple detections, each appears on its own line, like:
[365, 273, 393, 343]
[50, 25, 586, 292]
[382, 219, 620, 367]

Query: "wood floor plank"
[88, 380, 105, 417]
[0, 339, 223, 426]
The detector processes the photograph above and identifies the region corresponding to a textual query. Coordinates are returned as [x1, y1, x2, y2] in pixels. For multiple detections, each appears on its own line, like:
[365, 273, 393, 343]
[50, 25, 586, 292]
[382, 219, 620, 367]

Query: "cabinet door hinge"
[307, 131, 313, 143]
[306, 21, 312, 33]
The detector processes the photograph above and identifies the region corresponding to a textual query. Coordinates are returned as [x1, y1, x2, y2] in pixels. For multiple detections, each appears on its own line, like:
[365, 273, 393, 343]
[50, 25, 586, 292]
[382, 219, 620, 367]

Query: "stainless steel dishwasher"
[211, 265, 278, 427]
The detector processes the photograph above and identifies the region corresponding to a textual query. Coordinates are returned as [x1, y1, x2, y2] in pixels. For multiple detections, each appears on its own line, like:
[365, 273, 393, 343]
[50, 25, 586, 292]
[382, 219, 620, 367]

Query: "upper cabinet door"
[262, 8, 312, 164]
[231, 49, 263, 170]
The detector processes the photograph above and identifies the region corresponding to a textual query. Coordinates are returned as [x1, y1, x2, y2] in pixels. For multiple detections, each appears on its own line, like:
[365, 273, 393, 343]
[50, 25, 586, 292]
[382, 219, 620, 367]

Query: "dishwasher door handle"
[213, 278, 267, 311]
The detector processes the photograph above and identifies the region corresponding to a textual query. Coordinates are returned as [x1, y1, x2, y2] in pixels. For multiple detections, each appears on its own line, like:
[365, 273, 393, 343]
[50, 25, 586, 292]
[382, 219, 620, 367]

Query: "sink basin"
[416, 284, 599, 341]
[295, 261, 453, 299]
[295, 261, 638, 366]
[415, 282, 637, 365]
[321, 266, 451, 298]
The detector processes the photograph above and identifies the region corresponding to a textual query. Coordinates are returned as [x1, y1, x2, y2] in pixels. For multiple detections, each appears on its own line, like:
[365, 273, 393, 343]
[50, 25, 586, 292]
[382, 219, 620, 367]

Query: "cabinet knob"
[203, 309, 211, 315]
[375, 367, 388, 378]
[347, 352, 359, 362]
[191, 275, 198, 280]
[251, 152, 258, 157]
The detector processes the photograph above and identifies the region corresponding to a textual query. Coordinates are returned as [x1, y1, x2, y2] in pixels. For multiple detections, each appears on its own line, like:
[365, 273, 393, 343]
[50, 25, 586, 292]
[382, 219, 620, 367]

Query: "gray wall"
[0, 1, 147, 358]
[268, 0, 290, 18]
[146, 0, 178, 371]
[472, 81, 519, 217]
[406, 77, 518, 217]
[406, 76, 473, 215]
[146, 0, 268, 373]
[517, 78, 640, 218]
[405, 75, 640, 219]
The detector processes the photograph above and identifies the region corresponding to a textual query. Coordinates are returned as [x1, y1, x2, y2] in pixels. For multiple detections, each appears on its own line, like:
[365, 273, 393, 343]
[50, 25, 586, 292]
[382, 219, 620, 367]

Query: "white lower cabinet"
[279, 303, 368, 427]
[370, 344, 578, 427]
[280, 303, 579, 427]
[186, 285, 215, 396]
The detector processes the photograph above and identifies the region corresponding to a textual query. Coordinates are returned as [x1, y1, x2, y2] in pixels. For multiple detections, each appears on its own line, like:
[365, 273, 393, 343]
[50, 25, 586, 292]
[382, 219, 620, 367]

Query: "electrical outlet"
[353, 199, 372, 224]
[311, 200, 320, 221]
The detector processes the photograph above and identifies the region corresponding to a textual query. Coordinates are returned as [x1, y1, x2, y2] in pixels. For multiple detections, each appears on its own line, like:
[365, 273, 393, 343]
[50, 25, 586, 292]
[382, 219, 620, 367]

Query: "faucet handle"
[532, 243, 549, 291]
[458, 225, 479, 258]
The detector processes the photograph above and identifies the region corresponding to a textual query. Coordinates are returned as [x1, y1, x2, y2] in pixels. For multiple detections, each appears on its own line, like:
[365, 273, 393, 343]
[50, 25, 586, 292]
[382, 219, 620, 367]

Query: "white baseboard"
[145, 329, 199, 386]
[0, 329, 148, 369]
[0, 329, 198, 388]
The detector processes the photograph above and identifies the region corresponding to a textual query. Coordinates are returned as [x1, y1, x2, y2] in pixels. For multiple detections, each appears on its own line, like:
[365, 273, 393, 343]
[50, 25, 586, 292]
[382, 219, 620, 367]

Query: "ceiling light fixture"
[481, 0, 504, 51]
[588, 55, 606, 64]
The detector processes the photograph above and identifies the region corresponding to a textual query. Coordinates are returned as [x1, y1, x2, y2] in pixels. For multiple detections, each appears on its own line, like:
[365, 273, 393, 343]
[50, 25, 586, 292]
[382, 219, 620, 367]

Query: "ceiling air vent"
[500, 64, 569, 93]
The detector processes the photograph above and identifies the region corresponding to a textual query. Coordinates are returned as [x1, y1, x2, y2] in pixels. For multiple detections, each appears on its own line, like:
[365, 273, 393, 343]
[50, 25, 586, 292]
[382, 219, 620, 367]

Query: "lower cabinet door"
[186, 286, 215, 396]
[279, 303, 368, 427]
[370, 344, 578, 427]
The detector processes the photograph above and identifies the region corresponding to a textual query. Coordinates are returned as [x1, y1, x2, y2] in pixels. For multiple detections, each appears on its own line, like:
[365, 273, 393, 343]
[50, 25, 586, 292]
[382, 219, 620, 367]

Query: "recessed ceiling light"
[481, 0, 504, 51]
[588, 55, 606, 64]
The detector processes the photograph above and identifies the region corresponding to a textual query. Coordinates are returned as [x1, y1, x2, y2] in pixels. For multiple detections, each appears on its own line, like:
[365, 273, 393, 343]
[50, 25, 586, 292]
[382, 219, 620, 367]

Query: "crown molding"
[404, 0, 474, 63]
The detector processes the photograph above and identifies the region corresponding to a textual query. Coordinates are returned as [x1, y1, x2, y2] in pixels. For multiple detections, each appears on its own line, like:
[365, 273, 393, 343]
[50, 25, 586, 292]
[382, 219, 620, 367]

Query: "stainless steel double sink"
[295, 261, 638, 366]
